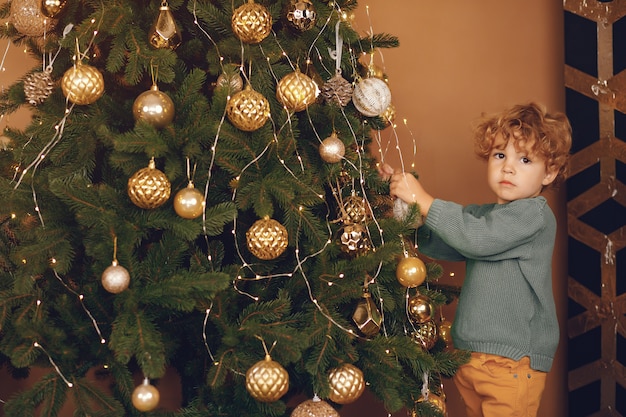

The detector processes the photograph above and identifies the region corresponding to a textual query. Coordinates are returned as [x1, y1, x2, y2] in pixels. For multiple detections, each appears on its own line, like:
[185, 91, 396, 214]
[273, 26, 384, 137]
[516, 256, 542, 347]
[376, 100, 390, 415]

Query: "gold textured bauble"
[416, 393, 446, 415]
[132, 379, 160, 412]
[133, 85, 175, 128]
[226, 85, 270, 131]
[61, 62, 105, 105]
[216, 67, 244, 94]
[439, 320, 452, 347]
[127, 159, 171, 209]
[246, 216, 289, 260]
[352, 291, 382, 337]
[246, 354, 289, 402]
[339, 224, 370, 256]
[352, 77, 391, 117]
[292, 397, 339, 417]
[101, 261, 130, 294]
[149, 2, 182, 50]
[407, 294, 434, 324]
[328, 363, 365, 404]
[285, 0, 316, 32]
[276, 69, 318, 112]
[10, 0, 56, 36]
[319, 132, 345, 164]
[24, 69, 54, 105]
[396, 256, 426, 288]
[173, 182, 205, 219]
[341, 194, 367, 224]
[41, 0, 68, 17]
[231, 0, 272, 44]
[411, 320, 439, 351]
[320, 72, 353, 107]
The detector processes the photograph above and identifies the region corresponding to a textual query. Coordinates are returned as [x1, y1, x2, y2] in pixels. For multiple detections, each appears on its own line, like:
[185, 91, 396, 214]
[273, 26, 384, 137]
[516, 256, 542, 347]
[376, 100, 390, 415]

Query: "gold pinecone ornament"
[320, 71, 353, 107]
[61, 61, 105, 105]
[328, 363, 365, 404]
[246, 354, 289, 402]
[127, 158, 171, 209]
[246, 216, 289, 260]
[276, 69, 319, 112]
[231, 0, 273, 44]
[292, 396, 339, 417]
[10, 0, 57, 36]
[24, 68, 54, 105]
[226, 84, 270, 131]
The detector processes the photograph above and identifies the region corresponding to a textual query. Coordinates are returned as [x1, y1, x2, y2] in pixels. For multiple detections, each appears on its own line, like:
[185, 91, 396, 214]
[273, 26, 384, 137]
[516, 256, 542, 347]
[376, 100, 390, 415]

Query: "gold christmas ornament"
[341, 194, 367, 224]
[276, 69, 319, 112]
[339, 224, 370, 256]
[439, 319, 453, 347]
[379, 102, 396, 128]
[352, 290, 382, 337]
[411, 320, 439, 350]
[101, 261, 130, 294]
[61, 61, 105, 105]
[173, 182, 205, 219]
[231, 0, 272, 44]
[320, 71, 353, 107]
[127, 159, 171, 209]
[246, 216, 289, 260]
[319, 132, 345, 163]
[292, 397, 339, 417]
[352, 77, 392, 117]
[41, 0, 68, 18]
[24, 68, 54, 105]
[284, 0, 316, 32]
[10, 0, 56, 36]
[396, 256, 427, 288]
[246, 354, 289, 402]
[133, 84, 175, 128]
[407, 294, 434, 324]
[132, 378, 160, 412]
[149, 0, 182, 50]
[416, 392, 447, 415]
[216, 67, 244, 94]
[328, 363, 365, 404]
[226, 84, 270, 131]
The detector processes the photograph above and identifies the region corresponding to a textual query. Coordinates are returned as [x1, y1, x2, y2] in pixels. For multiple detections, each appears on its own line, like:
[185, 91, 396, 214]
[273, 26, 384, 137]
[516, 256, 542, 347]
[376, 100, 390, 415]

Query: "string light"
[33, 342, 73, 388]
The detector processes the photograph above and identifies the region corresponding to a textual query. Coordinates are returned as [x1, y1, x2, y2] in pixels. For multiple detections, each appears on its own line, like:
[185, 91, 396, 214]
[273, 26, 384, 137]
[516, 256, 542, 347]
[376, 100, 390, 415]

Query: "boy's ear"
[542, 165, 558, 186]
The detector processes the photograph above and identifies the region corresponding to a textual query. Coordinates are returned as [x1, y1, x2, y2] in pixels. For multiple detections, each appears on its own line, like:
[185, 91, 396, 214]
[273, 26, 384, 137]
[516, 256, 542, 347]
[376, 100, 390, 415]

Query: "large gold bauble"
[352, 291, 382, 337]
[407, 294, 434, 324]
[411, 320, 439, 351]
[352, 77, 391, 117]
[342, 194, 367, 224]
[328, 363, 365, 404]
[132, 379, 160, 412]
[41, 0, 68, 18]
[10, 0, 56, 36]
[101, 261, 130, 294]
[416, 393, 446, 415]
[284, 0, 317, 32]
[127, 159, 171, 209]
[226, 85, 270, 131]
[246, 354, 289, 402]
[396, 256, 426, 288]
[246, 216, 289, 260]
[173, 182, 205, 219]
[133, 85, 175, 128]
[231, 0, 272, 44]
[292, 397, 339, 417]
[319, 132, 345, 164]
[276, 69, 318, 112]
[339, 224, 370, 256]
[61, 62, 105, 105]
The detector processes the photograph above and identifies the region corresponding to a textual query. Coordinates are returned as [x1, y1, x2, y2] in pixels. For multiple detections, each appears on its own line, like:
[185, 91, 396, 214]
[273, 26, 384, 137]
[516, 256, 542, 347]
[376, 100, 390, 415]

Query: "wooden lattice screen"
[564, 1, 626, 416]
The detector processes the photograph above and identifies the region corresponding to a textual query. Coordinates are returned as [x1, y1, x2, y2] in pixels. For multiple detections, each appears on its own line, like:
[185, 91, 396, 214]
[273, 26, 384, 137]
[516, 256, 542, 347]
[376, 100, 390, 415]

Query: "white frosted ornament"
[101, 261, 130, 294]
[132, 378, 160, 412]
[352, 77, 391, 117]
[319, 132, 345, 163]
[10, 0, 57, 36]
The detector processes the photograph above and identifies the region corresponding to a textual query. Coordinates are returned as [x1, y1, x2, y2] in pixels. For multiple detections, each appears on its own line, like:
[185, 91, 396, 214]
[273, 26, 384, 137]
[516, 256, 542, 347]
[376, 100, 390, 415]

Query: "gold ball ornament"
[276, 69, 319, 113]
[292, 397, 339, 417]
[407, 294, 435, 324]
[231, 0, 272, 44]
[246, 216, 289, 260]
[285, 0, 316, 32]
[101, 261, 130, 294]
[226, 84, 270, 131]
[61, 62, 105, 105]
[352, 77, 392, 117]
[341, 194, 367, 224]
[439, 320, 453, 347]
[174, 182, 205, 219]
[127, 159, 171, 209]
[41, 0, 68, 18]
[339, 224, 370, 256]
[246, 354, 289, 402]
[411, 320, 439, 350]
[133, 84, 175, 129]
[319, 132, 345, 163]
[216, 68, 244, 94]
[396, 256, 427, 288]
[132, 379, 160, 412]
[328, 363, 365, 404]
[416, 393, 446, 415]
[10, 0, 56, 36]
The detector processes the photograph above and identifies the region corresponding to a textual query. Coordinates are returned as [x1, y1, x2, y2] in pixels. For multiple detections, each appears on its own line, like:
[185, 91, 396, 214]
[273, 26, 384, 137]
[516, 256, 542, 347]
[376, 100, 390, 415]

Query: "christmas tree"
[0, 0, 468, 416]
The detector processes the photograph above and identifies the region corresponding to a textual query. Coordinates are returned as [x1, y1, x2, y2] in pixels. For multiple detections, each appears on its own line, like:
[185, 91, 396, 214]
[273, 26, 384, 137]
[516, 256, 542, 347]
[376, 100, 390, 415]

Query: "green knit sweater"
[418, 196, 559, 372]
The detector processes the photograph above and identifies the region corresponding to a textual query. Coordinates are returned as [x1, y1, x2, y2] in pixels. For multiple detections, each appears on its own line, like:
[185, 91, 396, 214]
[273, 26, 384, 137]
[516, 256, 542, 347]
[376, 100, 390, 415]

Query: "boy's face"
[487, 134, 557, 204]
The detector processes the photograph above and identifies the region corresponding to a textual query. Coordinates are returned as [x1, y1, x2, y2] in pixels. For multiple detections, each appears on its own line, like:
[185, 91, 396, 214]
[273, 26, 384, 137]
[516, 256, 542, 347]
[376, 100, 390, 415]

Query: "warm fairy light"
[36, 299, 41, 306]
[11, 213, 16, 219]
[449, 272, 455, 277]
[327, 282, 333, 286]
[338, 273, 344, 278]
[50, 258, 57, 264]
[21, 259, 26, 264]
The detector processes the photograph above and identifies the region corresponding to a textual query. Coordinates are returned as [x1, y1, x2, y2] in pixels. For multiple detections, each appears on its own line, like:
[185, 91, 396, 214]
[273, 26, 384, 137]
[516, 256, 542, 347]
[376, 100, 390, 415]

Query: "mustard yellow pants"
[453, 352, 547, 417]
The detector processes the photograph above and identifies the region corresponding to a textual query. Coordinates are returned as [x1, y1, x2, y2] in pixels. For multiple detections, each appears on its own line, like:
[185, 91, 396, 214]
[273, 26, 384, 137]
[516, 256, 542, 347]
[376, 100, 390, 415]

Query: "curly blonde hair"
[473, 102, 572, 186]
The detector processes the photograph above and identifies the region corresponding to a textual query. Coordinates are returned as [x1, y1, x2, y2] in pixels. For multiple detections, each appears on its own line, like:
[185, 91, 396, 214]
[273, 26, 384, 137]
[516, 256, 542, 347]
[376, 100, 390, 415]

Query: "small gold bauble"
[352, 77, 391, 117]
[292, 397, 339, 417]
[416, 393, 446, 415]
[246, 216, 289, 260]
[61, 62, 105, 105]
[226, 85, 270, 131]
[41, 0, 68, 17]
[396, 256, 426, 288]
[276, 69, 318, 112]
[342, 194, 367, 224]
[339, 224, 370, 256]
[10, 0, 57, 36]
[133, 85, 175, 128]
[439, 320, 453, 347]
[319, 132, 345, 164]
[352, 291, 382, 337]
[411, 320, 439, 350]
[173, 182, 205, 219]
[132, 379, 160, 412]
[328, 363, 365, 404]
[246, 354, 289, 402]
[231, 0, 272, 44]
[216, 67, 244, 94]
[407, 294, 434, 324]
[101, 262, 130, 294]
[127, 159, 171, 209]
[284, 0, 316, 32]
